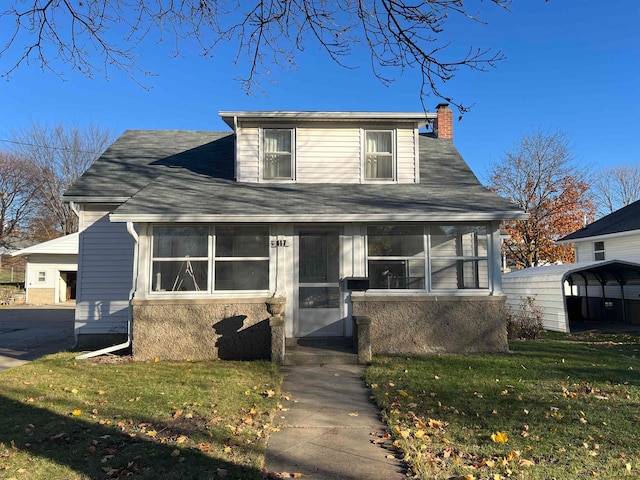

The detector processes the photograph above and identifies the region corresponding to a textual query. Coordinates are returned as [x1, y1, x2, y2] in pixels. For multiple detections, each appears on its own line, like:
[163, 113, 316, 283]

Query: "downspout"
[76, 221, 139, 359]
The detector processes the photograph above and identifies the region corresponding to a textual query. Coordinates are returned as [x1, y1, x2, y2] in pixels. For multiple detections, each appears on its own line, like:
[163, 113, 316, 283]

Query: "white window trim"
[364, 224, 491, 293]
[148, 224, 272, 297]
[594, 241, 605, 261]
[362, 128, 397, 183]
[260, 127, 296, 182]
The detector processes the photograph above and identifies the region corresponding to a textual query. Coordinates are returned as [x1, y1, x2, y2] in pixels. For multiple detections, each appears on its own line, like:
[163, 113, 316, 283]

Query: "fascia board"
[110, 211, 528, 223]
[556, 228, 640, 245]
[63, 196, 131, 203]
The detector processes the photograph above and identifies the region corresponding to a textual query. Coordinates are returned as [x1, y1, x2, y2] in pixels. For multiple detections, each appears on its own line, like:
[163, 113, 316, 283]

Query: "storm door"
[295, 229, 343, 337]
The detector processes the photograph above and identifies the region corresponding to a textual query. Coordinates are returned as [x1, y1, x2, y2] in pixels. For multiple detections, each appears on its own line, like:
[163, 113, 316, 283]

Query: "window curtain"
[365, 131, 392, 179]
[264, 130, 292, 178]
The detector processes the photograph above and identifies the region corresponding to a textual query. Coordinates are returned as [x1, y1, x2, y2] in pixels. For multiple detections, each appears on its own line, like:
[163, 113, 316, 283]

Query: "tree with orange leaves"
[487, 129, 595, 269]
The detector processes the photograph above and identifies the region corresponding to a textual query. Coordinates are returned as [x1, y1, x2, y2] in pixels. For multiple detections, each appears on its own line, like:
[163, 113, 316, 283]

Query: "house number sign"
[270, 240, 288, 248]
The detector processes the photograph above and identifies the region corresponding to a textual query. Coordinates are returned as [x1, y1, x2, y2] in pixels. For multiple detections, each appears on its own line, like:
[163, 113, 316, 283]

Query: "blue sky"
[1, 1, 638, 180]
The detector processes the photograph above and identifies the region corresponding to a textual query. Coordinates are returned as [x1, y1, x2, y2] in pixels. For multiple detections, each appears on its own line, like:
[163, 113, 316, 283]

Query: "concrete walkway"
[264, 364, 405, 479]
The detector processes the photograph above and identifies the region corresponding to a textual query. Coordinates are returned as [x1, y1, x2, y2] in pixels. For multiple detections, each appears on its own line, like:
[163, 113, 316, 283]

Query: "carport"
[502, 260, 640, 332]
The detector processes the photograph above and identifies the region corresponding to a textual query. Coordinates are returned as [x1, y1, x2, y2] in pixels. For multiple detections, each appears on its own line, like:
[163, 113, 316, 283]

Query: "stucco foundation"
[132, 298, 273, 361]
[352, 294, 508, 355]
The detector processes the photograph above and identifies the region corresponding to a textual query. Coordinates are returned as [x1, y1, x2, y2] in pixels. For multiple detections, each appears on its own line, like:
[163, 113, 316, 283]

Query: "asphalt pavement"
[0, 305, 75, 372]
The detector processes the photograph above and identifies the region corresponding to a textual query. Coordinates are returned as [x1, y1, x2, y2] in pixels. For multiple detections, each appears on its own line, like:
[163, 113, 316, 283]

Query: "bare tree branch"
[487, 129, 595, 269]
[591, 164, 640, 217]
[0, 0, 511, 112]
[7, 122, 116, 236]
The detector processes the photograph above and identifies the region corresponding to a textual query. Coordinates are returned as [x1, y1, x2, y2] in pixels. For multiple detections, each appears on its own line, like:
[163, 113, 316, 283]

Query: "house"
[503, 200, 640, 332]
[10, 233, 78, 305]
[63, 105, 527, 362]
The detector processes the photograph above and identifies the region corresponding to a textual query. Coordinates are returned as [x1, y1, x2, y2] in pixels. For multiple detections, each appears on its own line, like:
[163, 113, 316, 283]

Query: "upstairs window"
[263, 129, 294, 180]
[594, 241, 605, 261]
[364, 130, 394, 180]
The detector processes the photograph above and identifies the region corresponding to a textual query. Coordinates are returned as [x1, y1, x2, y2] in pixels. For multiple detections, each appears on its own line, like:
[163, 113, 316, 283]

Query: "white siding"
[235, 121, 419, 184]
[502, 274, 569, 332]
[574, 232, 640, 264]
[236, 126, 260, 182]
[396, 127, 417, 182]
[296, 126, 361, 182]
[75, 205, 134, 335]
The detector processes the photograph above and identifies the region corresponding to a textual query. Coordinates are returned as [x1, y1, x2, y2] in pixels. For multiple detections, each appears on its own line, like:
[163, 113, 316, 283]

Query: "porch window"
[430, 225, 488, 290]
[214, 226, 269, 290]
[38, 271, 46, 282]
[263, 129, 293, 180]
[594, 241, 605, 261]
[152, 226, 209, 292]
[366, 224, 490, 291]
[367, 226, 425, 289]
[364, 130, 394, 180]
[150, 225, 270, 293]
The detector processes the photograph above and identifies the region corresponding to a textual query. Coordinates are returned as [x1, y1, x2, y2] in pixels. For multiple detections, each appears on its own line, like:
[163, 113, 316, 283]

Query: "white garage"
[11, 233, 79, 305]
[503, 260, 640, 332]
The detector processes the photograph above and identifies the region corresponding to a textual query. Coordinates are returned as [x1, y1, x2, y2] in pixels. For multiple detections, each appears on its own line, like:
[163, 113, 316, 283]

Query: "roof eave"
[110, 211, 528, 223]
[219, 111, 435, 130]
[557, 228, 640, 244]
[64, 195, 130, 204]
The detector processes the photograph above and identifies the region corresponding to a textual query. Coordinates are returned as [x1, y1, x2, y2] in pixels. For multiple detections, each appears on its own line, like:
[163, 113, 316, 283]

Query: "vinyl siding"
[502, 276, 568, 332]
[235, 121, 419, 183]
[75, 205, 134, 335]
[574, 233, 640, 263]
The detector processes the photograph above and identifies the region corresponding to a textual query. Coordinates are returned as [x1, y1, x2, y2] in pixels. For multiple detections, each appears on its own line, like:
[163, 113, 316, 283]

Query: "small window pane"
[299, 287, 340, 308]
[431, 259, 488, 289]
[594, 241, 605, 261]
[365, 131, 393, 180]
[215, 261, 269, 290]
[431, 225, 487, 257]
[38, 271, 46, 282]
[368, 260, 425, 289]
[152, 260, 208, 292]
[367, 226, 424, 257]
[153, 226, 208, 258]
[216, 227, 269, 257]
[264, 129, 293, 179]
[299, 232, 340, 283]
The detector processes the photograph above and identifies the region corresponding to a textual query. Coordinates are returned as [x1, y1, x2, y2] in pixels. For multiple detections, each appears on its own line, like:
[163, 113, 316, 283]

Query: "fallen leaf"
[71, 409, 82, 416]
[348, 412, 359, 417]
[491, 431, 508, 443]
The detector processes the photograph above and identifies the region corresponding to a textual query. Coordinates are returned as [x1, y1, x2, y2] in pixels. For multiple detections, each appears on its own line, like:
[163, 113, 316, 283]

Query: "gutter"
[75, 221, 139, 359]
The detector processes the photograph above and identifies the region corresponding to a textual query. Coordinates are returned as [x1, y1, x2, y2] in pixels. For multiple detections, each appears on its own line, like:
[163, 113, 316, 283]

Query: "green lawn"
[0, 354, 282, 480]
[365, 331, 640, 479]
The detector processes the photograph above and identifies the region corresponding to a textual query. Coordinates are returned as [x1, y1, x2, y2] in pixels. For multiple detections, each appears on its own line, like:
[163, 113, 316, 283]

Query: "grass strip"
[365, 331, 640, 479]
[0, 353, 282, 480]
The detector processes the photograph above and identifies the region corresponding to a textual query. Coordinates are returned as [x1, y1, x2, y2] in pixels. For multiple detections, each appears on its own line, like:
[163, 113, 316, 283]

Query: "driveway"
[0, 305, 75, 372]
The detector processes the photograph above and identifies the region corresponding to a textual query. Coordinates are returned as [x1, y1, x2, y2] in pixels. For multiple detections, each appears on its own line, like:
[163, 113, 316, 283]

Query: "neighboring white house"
[503, 200, 640, 332]
[11, 233, 79, 305]
[63, 106, 527, 361]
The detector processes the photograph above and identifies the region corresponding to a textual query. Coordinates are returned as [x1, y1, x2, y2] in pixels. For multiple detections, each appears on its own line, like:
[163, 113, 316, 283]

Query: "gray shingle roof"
[66, 130, 524, 221]
[560, 199, 640, 242]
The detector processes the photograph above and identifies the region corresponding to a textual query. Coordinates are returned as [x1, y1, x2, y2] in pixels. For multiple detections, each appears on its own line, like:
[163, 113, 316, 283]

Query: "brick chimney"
[434, 103, 453, 140]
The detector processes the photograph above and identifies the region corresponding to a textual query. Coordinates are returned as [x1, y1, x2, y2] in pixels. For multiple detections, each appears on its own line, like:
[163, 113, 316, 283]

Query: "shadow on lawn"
[0, 394, 263, 480]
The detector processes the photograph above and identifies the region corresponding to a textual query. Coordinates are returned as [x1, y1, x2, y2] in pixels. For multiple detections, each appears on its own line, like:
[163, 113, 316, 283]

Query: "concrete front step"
[284, 345, 358, 366]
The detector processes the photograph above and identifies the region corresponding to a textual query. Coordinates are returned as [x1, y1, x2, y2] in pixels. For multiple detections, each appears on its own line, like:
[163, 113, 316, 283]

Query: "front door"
[295, 228, 343, 337]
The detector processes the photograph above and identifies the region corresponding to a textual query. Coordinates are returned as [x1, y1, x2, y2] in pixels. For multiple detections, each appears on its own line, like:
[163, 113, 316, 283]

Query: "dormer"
[219, 107, 453, 184]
